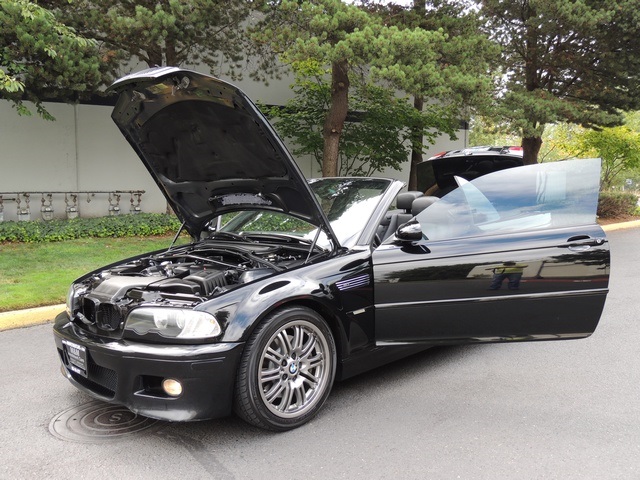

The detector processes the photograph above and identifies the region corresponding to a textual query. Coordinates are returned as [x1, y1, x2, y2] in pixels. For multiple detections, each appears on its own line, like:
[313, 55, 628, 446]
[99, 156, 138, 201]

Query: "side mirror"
[395, 220, 423, 242]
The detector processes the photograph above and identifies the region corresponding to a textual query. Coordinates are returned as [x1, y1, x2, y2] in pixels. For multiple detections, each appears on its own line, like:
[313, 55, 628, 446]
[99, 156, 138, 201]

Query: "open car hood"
[108, 67, 338, 245]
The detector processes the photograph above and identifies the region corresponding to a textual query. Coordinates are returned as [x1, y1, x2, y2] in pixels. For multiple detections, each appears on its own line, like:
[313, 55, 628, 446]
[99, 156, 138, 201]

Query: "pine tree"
[44, 0, 264, 79]
[1, 0, 103, 118]
[365, 0, 497, 189]
[481, 0, 640, 164]
[255, 0, 495, 178]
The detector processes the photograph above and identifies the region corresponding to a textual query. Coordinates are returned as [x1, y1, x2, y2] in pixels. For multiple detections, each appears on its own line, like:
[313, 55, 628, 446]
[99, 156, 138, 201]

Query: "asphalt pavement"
[1, 224, 639, 479]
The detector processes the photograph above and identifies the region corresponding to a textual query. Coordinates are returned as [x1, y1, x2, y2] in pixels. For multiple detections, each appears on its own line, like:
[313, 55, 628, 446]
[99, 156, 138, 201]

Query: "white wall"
[0, 101, 165, 221]
[0, 74, 465, 221]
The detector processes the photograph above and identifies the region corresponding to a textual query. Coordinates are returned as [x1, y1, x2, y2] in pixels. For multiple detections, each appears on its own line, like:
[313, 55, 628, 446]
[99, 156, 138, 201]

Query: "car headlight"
[124, 307, 222, 339]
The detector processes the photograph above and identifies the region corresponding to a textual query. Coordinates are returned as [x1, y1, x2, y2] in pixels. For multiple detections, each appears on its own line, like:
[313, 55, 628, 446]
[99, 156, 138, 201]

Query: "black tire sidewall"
[236, 306, 336, 431]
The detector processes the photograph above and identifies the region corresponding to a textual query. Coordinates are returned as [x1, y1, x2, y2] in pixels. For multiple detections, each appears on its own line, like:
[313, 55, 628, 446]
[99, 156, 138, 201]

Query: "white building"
[0, 68, 465, 222]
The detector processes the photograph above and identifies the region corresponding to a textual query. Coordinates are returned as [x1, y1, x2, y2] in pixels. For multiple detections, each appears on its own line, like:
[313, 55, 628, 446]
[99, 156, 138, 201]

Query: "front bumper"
[53, 312, 244, 421]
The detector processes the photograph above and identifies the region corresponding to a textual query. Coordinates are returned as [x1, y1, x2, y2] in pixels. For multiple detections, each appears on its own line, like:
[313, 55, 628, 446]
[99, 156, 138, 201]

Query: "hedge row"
[1, 194, 636, 243]
[0, 213, 182, 243]
[597, 192, 638, 218]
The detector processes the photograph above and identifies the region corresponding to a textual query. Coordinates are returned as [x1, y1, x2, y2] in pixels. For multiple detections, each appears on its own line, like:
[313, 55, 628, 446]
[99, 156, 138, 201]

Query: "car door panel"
[374, 226, 609, 344]
[373, 159, 610, 346]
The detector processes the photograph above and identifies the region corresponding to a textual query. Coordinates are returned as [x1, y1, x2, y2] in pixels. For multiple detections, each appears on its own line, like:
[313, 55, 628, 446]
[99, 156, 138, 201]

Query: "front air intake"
[96, 304, 125, 331]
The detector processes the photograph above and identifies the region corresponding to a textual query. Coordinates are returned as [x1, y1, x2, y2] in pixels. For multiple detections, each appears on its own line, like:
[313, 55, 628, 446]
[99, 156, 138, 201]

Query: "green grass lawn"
[0, 236, 186, 312]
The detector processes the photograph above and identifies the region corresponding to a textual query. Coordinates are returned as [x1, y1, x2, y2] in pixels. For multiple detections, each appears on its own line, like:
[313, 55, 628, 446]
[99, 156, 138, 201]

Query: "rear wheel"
[234, 306, 336, 431]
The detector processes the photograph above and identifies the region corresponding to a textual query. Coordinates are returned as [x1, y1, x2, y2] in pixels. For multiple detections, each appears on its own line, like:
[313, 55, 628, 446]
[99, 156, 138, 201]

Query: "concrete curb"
[0, 220, 638, 332]
[601, 219, 640, 232]
[0, 304, 64, 332]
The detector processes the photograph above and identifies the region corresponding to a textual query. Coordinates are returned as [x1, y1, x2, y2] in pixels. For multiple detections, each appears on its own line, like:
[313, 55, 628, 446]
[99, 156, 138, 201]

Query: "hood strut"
[168, 221, 188, 250]
[304, 227, 324, 264]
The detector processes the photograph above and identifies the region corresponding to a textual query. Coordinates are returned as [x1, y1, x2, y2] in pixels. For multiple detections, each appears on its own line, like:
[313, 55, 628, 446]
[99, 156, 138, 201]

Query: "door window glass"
[416, 158, 602, 241]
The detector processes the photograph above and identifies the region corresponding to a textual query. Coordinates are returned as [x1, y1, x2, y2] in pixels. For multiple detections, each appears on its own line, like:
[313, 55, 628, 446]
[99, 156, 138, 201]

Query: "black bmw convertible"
[54, 67, 610, 431]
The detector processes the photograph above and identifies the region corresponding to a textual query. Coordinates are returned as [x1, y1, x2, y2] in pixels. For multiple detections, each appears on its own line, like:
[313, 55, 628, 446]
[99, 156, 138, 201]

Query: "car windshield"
[216, 178, 393, 249]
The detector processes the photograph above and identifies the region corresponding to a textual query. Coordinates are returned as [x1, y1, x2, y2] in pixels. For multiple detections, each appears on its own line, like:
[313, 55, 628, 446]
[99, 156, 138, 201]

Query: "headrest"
[412, 196, 439, 216]
[396, 191, 423, 211]
[475, 160, 494, 174]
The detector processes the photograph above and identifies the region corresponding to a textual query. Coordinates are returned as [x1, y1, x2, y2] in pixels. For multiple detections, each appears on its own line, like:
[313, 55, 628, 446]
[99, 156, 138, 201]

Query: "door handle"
[564, 235, 606, 251]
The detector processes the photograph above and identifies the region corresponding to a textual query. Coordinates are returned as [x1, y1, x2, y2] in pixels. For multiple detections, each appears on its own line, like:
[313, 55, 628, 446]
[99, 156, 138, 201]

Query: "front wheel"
[234, 306, 337, 431]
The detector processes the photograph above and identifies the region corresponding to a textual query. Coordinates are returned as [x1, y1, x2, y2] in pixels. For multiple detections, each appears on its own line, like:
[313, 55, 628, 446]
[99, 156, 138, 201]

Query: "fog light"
[162, 378, 183, 397]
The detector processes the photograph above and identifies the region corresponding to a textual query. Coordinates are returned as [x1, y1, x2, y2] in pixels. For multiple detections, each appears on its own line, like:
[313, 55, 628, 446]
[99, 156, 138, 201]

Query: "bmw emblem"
[289, 363, 298, 374]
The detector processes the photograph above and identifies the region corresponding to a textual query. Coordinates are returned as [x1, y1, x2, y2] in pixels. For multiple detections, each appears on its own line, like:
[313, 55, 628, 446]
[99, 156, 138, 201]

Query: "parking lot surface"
[2, 227, 639, 479]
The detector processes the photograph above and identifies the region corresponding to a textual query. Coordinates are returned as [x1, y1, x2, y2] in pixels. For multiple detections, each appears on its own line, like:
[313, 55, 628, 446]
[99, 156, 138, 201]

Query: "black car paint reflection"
[374, 225, 609, 344]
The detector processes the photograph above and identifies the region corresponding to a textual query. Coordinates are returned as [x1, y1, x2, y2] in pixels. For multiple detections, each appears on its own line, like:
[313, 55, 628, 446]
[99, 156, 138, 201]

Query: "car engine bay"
[68, 240, 321, 334]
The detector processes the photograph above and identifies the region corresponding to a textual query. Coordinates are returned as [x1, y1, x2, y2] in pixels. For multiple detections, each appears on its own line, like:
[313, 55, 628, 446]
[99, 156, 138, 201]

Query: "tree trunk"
[521, 136, 542, 165]
[145, 47, 163, 67]
[407, 0, 427, 190]
[408, 95, 424, 191]
[521, 4, 541, 166]
[322, 60, 349, 177]
[166, 39, 178, 66]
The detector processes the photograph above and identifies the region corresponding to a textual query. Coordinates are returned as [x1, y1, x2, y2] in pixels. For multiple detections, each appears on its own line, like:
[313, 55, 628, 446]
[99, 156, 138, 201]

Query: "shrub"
[597, 191, 638, 218]
[0, 214, 182, 243]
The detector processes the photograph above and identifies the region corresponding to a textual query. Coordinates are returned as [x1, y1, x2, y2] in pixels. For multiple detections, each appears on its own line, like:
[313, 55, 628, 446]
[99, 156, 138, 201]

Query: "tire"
[234, 306, 337, 431]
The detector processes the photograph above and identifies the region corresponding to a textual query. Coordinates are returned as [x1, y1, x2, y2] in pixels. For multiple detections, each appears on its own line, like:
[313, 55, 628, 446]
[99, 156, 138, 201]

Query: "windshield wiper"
[243, 232, 328, 255]
[243, 232, 313, 245]
[209, 231, 254, 243]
